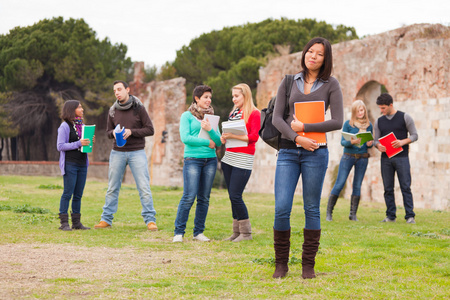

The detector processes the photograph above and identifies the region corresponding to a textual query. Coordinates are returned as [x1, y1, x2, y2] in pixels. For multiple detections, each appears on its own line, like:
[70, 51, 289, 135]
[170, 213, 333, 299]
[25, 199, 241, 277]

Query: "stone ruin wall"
[247, 24, 449, 211]
[123, 62, 186, 187]
[123, 24, 449, 211]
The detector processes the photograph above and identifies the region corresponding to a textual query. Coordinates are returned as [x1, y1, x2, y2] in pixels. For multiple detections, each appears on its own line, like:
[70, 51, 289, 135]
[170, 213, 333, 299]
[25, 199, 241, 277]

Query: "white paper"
[114, 124, 124, 133]
[222, 120, 248, 148]
[198, 114, 220, 140]
[341, 131, 357, 142]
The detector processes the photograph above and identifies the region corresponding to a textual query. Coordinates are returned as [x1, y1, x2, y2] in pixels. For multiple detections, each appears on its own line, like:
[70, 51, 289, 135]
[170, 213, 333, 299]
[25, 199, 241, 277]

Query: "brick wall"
[247, 24, 450, 211]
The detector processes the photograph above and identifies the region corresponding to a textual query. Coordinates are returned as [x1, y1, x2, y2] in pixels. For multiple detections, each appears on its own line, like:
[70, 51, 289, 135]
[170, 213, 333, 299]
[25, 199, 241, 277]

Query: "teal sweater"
[180, 111, 222, 158]
[341, 120, 373, 154]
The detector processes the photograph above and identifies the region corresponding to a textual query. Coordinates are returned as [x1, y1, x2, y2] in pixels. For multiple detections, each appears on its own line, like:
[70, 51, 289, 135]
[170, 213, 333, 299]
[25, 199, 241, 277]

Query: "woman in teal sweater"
[326, 100, 373, 221]
[173, 85, 222, 243]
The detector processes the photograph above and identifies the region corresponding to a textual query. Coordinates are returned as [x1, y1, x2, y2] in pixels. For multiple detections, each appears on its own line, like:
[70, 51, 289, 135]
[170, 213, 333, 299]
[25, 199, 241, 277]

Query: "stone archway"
[250, 23, 450, 210]
[355, 80, 387, 125]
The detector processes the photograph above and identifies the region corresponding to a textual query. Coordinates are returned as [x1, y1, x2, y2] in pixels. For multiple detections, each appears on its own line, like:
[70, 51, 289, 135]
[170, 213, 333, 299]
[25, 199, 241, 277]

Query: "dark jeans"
[221, 162, 251, 220]
[59, 161, 87, 214]
[381, 156, 415, 220]
[331, 154, 368, 197]
[174, 157, 217, 236]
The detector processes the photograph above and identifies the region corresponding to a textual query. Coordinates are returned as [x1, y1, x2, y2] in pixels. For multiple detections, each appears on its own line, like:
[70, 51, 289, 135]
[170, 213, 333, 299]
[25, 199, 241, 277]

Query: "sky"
[1, 0, 449, 67]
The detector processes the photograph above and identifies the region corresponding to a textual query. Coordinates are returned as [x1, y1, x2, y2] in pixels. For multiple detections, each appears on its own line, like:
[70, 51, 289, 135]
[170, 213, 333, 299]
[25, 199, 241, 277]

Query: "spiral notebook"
[81, 125, 96, 153]
[294, 101, 327, 146]
[378, 132, 403, 158]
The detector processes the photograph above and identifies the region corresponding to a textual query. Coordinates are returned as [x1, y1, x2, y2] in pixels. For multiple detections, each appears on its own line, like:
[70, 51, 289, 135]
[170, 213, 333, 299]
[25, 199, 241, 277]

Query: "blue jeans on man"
[381, 156, 415, 220]
[101, 149, 156, 225]
[221, 162, 251, 220]
[59, 161, 87, 214]
[274, 148, 328, 231]
[174, 157, 217, 236]
[331, 154, 368, 197]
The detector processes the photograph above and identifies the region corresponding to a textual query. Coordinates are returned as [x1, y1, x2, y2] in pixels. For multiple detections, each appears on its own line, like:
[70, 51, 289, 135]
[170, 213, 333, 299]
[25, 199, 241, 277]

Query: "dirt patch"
[0, 243, 177, 299]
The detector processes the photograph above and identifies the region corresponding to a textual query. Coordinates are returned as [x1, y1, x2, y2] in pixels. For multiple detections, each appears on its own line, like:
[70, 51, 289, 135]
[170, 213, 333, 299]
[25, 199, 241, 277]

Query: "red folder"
[378, 132, 403, 158]
[294, 101, 327, 145]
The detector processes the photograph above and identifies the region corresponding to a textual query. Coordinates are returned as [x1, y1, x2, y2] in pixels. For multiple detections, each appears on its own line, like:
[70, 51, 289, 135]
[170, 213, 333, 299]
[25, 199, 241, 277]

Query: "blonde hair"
[230, 83, 258, 123]
[349, 100, 369, 127]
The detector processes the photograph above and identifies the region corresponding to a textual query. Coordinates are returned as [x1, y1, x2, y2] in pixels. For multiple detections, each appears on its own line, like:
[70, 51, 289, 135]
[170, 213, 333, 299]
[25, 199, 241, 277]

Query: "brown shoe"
[94, 221, 111, 229]
[147, 222, 158, 231]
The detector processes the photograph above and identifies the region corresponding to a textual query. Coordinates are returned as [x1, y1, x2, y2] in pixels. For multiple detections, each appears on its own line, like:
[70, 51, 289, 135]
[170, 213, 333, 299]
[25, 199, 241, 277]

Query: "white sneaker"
[172, 235, 183, 242]
[406, 217, 416, 224]
[193, 233, 210, 242]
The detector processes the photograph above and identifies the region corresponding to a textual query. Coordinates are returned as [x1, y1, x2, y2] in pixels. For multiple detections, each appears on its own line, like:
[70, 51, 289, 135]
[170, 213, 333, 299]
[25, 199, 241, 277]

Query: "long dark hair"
[301, 37, 333, 81]
[61, 100, 80, 123]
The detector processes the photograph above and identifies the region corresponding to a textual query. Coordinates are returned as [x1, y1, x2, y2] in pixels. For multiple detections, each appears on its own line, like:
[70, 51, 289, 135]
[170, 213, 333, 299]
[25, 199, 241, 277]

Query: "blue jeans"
[330, 154, 368, 197]
[174, 157, 217, 236]
[59, 161, 87, 214]
[381, 156, 415, 220]
[101, 150, 156, 225]
[222, 162, 251, 220]
[274, 148, 328, 231]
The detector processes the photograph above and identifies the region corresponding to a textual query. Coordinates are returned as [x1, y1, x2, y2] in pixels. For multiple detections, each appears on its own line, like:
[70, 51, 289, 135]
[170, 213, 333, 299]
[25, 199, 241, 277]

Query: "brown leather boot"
[302, 228, 321, 279]
[224, 219, 239, 241]
[71, 213, 90, 230]
[233, 219, 252, 242]
[272, 228, 291, 278]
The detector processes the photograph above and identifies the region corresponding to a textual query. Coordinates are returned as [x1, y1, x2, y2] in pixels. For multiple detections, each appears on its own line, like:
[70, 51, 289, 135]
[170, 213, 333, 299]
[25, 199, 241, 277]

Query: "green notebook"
[341, 131, 373, 148]
[81, 125, 96, 153]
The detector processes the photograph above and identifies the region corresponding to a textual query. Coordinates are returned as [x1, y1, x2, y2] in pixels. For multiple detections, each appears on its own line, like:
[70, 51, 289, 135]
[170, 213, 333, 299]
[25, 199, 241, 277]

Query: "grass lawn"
[0, 175, 448, 299]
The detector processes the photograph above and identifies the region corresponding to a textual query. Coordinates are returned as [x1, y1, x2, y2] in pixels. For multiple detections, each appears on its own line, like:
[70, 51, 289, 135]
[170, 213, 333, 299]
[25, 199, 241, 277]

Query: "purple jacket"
[57, 122, 89, 175]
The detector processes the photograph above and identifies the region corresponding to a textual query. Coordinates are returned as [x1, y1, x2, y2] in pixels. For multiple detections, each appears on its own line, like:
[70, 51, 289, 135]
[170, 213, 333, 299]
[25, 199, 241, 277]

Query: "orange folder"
[294, 101, 327, 145]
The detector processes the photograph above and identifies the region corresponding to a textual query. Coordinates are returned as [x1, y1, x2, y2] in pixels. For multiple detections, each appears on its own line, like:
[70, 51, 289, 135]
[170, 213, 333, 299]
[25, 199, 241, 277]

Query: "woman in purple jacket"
[56, 100, 92, 231]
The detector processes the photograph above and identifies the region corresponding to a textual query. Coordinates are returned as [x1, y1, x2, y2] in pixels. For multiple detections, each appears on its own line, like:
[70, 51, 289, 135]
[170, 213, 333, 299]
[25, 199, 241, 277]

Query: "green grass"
[0, 175, 449, 299]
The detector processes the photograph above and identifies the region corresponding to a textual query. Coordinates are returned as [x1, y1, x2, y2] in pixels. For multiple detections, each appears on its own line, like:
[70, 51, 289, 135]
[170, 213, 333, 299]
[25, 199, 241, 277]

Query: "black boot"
[58, 213, 72, 231]
[272, 228, 291, 278]
[326, 194, 338, 221]
[71, 213, 90, 230]
[302, 228, 321, 279]
[349, 195, 360, 221]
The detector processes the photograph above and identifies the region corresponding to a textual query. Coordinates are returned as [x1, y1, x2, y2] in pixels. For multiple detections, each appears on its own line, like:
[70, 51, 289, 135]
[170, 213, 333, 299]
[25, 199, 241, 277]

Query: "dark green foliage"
[409, 231, 441, 239]
[252, 256, 301, 266]
[0, 204, 13, 211]
[0, 17, 132, 160]
[173, 18, 358, 120]
[144, 65, 158, 82]
[0, 204, 51, 214]
[38, 184, 63, 190]
[440, 229, 450, 236]
[13, 204, 51, 214]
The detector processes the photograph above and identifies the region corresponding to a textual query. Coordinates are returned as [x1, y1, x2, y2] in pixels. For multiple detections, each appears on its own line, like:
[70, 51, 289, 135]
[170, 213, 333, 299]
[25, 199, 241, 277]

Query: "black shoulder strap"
[283, 75, 295, 117]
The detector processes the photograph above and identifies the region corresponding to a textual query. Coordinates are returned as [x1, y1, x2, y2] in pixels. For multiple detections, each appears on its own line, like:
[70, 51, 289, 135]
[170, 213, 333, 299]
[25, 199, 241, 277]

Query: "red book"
[378, 132, 403, 158]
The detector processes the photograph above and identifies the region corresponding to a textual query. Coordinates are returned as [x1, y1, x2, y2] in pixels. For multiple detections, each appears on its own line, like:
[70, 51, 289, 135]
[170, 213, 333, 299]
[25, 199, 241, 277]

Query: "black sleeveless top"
[378, 111, 408, 158]
[65, 121, 87, 165]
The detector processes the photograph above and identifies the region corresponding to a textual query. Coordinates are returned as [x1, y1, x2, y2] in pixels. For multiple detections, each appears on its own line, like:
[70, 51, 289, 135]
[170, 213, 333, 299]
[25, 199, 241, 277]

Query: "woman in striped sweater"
[220, 83, 261, 242]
